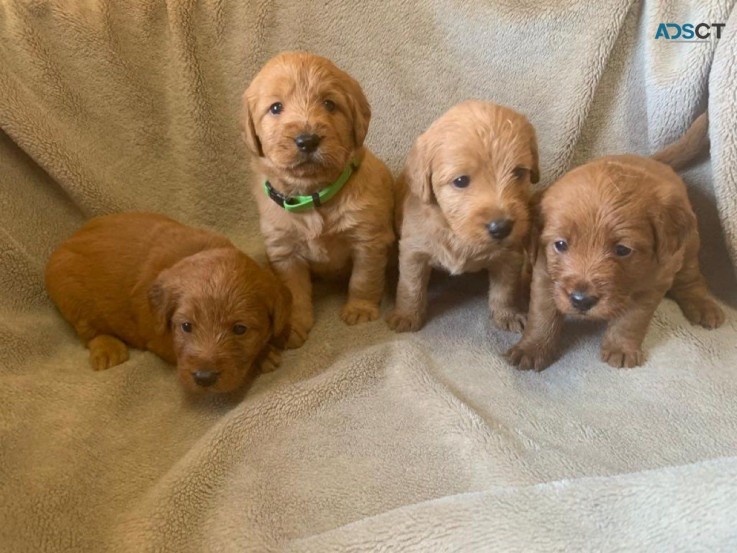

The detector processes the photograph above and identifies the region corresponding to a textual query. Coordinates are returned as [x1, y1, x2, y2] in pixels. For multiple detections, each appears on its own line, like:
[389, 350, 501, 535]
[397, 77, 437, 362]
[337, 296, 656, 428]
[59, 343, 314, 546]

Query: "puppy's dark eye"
[452, 175, 470, 188]
[614, 245, 632, 257]
[512, 166, 529, 180]
[269, 102, 283, 115]
[181, 322, 193, 333]
[554, 240, 568, 253]
[233, 324, 247, 335]
[323, 99, 336, 112]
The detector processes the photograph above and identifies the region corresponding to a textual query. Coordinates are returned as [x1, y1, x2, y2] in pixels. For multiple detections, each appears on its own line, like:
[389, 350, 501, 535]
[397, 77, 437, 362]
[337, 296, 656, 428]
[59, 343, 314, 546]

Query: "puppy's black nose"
[487, 218, 514, 240]
[294, 133, 321, 153]
[192, 370, 220, 388]
[569, 291, 599, 312]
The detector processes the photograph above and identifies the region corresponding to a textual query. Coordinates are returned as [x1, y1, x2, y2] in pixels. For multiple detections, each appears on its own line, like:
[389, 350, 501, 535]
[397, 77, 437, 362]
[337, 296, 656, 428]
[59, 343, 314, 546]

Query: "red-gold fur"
[507, 153, 724, 371]
[387, 100, 539, 333]
[242, 52, 395, 348]
[45, 213, 292, 393]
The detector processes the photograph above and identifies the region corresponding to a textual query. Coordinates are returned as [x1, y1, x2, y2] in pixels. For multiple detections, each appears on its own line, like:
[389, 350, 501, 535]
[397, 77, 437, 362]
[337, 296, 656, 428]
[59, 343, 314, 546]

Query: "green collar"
[264, 159, 359, 213]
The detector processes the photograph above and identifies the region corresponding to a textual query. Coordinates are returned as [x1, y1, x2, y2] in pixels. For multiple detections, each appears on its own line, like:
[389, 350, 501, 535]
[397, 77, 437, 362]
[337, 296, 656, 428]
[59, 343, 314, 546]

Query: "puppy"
[242, 52, 395, 348]
[387, 100, 539, 333]
[507, 114, 724, 370]
[45, 213, 292, 393]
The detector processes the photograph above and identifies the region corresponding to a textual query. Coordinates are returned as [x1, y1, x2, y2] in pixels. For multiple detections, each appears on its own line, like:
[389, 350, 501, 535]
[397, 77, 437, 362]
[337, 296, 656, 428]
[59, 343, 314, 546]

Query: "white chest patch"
[430, 239, 498, 275]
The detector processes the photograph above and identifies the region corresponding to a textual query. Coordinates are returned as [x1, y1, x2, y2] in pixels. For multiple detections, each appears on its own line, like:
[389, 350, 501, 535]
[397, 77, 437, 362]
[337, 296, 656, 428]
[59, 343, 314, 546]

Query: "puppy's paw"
[679, 296, 725, 329]
[490, 308, 527, 333]
[88, 335, 129, 371]
[386, 310, 424, 333]
[505, 342, 553, 371]
[286, 326, 308, 349]
[600, 343, 645, 369]
[257, 345, 282, 373]
[341, 300, 380, 326]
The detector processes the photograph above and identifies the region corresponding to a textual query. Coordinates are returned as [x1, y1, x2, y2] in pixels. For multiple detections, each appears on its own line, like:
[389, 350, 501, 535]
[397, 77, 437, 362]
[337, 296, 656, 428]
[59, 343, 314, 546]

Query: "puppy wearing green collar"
[242, 52, 395, 348]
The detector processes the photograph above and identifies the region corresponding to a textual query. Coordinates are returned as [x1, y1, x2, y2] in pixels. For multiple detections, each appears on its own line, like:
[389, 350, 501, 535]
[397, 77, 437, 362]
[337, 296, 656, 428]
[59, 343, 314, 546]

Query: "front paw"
[491, 308, 527, 333]
[341, 300, 380, 325]
[285, 309, 313, 349]
[286, 325, 309, 349]
[679, 296, 725, 329]
[600, 343, 645, 369]
[88, 335, 129, 371]
[505, 341, 554, 372]
[256, 345, 282, 373]
[386, 310, 424, 333]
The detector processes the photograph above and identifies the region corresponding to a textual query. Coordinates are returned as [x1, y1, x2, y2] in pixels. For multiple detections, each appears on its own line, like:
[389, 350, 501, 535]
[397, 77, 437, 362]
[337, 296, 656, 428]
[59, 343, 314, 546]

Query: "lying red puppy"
[46, 213, 291, 393]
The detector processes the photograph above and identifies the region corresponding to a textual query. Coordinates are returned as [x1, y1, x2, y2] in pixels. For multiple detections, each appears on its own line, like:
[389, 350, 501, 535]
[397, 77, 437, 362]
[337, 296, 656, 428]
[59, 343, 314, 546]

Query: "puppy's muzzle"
[569, 291, 599, 312]
[192, 370, 220, 388]
[486, 218, 514, 240]
[294, 133, 321, 154]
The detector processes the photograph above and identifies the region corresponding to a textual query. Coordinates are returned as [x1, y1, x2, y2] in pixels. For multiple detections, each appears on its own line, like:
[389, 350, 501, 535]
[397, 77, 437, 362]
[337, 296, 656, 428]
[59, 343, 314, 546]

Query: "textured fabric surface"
[1, 1, 737, 551]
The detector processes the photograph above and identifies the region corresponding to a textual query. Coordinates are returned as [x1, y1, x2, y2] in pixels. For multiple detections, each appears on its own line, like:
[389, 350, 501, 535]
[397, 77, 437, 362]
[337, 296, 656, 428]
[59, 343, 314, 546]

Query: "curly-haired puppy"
[507, 115, 724, 370]
[242, 52, 394, 348]
[45, 213, 292, 393]
[386, 100, 539, 333]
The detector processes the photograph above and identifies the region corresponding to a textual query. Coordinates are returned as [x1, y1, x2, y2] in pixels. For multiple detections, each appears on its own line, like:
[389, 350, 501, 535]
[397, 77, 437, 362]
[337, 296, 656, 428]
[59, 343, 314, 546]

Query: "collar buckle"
[265, 181, 287, 208]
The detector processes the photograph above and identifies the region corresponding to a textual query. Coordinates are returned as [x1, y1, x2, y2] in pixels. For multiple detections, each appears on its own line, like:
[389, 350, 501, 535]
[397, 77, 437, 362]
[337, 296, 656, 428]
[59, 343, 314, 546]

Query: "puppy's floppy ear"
[528, 126, 540, 184]
[525, 189, 545, 266]
[240, 89, 264, 157]
[341, 74, 372, 149]
[649, 193, 696, 261]
[265, 276, 292, 344]
[148, 267, 181, 333]
[404, 134, 435, 204]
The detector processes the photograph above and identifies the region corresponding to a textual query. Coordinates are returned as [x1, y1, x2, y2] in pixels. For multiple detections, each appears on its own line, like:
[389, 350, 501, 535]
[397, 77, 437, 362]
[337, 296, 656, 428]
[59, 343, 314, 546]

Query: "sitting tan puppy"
[45, 213, 291, 393]
[507, 114, 724, 370]
[242, 52, 394, 348]
[387, 100, 539, 333]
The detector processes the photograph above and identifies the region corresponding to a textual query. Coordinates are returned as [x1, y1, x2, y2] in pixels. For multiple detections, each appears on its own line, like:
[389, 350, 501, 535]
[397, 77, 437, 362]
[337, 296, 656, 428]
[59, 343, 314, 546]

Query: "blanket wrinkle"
[709, 3, 737, 272]
[2, 0, 737, 551]
[540, 0, 636, 181]
[285, 456, 737, 552]
[410, 350, 543, 460]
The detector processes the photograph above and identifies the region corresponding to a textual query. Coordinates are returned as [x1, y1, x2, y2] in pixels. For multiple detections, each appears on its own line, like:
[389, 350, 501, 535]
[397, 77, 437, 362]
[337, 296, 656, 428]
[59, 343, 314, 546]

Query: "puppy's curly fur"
[242, 52, 395, 348]
[507, 117, 724, 371]
[45, 213, 291, 393]
[387, 100, 539, 333]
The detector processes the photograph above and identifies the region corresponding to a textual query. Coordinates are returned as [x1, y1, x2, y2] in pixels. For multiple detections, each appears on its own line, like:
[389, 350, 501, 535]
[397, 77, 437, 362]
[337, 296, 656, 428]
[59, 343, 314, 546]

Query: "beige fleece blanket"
[1, 1, 737, 551]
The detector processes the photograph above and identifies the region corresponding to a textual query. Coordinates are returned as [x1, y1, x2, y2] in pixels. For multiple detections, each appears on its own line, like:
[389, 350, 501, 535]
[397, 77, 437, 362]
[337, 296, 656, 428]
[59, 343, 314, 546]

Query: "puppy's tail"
[652, 111, 709, 171]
